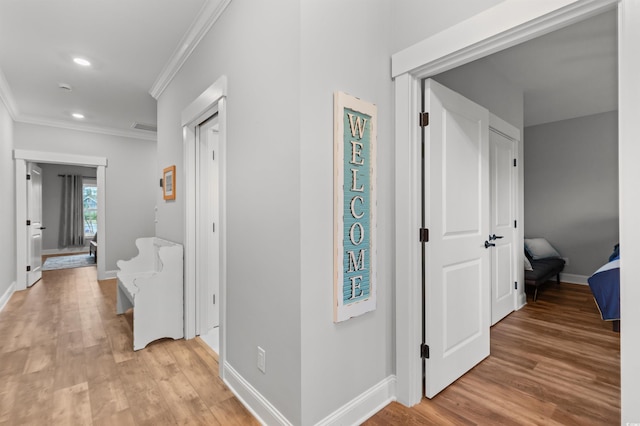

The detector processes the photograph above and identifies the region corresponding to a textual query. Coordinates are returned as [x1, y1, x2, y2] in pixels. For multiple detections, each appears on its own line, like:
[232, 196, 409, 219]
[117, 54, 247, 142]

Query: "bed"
[587, 254, 620, 332]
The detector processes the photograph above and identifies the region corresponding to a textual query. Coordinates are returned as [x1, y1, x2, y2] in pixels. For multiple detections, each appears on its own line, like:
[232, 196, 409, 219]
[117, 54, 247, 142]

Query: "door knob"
[484, 240, 495, 249]
[39, 226, 46, 230]
[489, 234, 503, 241]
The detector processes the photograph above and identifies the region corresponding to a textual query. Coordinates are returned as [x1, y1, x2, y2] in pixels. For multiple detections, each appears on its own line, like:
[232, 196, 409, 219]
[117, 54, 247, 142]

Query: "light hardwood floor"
[366, 283, 621, 425]
[1, 267, 620, 425]
[0, 266, 259, 425]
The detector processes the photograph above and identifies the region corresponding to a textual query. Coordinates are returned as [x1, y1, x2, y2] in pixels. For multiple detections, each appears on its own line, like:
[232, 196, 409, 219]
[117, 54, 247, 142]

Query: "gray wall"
[156, 0, 302, 422]
[39, 163, 97, 252]
[299, 1, 393, 424]
[524, 111, 619, 276]
[0, 99, 15, 302]
[14, 123, 156, 272]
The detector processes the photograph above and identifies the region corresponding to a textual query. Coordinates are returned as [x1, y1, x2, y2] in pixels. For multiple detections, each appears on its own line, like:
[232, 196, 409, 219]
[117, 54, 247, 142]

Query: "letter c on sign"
[350, 196, 365, 219]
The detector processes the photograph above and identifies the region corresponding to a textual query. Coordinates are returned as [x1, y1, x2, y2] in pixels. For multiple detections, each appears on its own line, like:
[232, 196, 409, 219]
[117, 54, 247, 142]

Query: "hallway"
[0, 267, 257, 425]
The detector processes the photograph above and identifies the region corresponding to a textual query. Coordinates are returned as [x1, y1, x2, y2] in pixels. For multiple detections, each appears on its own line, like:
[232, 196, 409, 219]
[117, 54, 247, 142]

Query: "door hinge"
[514, 220, 517, 228]
[515, 281, 518, 290]
[421, 343, 430, 359]
[419, 112, 429, 127]
[513, 158, 517, 167]
[212, 151, 215, 161]
[26, 219, 31, 226]
[26, 174, 31, 180]
[26, 265, 31, 272]
[419, 228, 429, 243]
[212, 223, 215, 232]
[159, 178, 163, 188]
[213, 294, 216, 305]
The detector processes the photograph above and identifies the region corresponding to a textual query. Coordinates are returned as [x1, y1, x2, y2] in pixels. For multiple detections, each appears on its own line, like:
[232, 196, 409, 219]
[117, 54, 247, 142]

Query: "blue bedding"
[587, 258, 620, 321]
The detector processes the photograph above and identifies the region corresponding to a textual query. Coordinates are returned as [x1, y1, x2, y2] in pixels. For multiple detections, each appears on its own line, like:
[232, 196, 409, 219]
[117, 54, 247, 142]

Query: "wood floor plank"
[51, 382, 93, 425]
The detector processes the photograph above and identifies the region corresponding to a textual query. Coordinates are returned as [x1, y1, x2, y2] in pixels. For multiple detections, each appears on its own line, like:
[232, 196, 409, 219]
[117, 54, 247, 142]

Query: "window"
[83, 180, 97, 237]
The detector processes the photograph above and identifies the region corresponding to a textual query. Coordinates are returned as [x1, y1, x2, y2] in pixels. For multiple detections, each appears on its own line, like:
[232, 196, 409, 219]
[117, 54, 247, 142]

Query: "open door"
[489, 117, 519, 325]
[423, 79, 490, 398]
[197, 115, 220, 337]
[27, 163, 43, 287]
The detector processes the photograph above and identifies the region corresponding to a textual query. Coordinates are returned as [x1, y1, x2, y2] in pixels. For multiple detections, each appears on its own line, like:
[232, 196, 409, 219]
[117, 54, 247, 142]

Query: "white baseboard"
[0, 281, 16, 313]
[560, 273, 589, 285]
[223, 361, 293, 426]
[314, 375, 396, 426]
[42, 247, 89, 255]
[99, 270, 118, 280]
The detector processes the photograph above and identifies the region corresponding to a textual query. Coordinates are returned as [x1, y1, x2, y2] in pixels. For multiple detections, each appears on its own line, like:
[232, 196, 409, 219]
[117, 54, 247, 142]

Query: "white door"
[197, 117, 220, 333]
[27, 163, 43, 287]
[423, 79, 490, 398]
[489, 119, 518, 325]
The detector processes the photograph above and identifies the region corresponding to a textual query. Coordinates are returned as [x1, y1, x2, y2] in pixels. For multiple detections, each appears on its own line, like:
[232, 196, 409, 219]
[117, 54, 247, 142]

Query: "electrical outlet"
[257, 347, 266, 373]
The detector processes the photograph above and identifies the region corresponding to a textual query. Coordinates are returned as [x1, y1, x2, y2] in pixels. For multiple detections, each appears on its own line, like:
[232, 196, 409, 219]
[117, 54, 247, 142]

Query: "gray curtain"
[59, 174, 84, 247]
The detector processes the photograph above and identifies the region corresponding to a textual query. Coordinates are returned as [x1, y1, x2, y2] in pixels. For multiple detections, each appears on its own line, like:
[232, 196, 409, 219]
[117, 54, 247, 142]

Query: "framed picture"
[163, 165, 176, 200]
[333, 91, 377, 323]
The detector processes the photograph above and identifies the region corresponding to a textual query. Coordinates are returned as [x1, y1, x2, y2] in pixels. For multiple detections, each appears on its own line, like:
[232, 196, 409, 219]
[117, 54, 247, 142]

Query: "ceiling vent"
[131, 122, 157, 132]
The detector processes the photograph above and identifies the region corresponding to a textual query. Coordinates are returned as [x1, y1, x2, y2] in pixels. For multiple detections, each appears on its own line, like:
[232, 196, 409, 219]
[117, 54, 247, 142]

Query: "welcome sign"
[334, 92, 377, 323]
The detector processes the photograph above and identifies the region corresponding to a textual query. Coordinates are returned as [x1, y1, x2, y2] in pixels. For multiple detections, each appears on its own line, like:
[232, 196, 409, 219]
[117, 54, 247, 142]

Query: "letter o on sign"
[349, 222, 364, 246]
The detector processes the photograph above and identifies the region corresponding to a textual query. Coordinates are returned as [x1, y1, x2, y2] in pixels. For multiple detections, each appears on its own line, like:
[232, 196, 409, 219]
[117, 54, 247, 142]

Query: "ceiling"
[0, 0, 216, 140]
[0, 3, 617, 140]
[486, 9, 617, 127]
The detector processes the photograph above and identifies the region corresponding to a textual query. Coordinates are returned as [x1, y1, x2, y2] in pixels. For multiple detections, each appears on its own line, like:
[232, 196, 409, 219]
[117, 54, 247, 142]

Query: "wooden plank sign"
[334, 92, 377, 323]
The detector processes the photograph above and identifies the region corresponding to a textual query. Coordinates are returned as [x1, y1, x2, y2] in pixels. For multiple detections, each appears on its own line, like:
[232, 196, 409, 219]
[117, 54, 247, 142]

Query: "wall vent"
[131, 122, 157, 132]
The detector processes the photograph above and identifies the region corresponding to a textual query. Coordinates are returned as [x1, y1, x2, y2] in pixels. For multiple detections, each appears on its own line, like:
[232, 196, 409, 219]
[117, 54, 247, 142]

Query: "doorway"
[196, 114, 221, 353]
[14, 150, 107, 290]
[182, 75, 227, 375]
[392, 0, 637, 410]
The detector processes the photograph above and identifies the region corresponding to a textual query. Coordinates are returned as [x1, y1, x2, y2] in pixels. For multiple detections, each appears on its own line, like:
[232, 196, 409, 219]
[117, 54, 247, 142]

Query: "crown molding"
[0, 67, 18, 120]
[149, 0, 232, 100]
[16, 114, 157, 142]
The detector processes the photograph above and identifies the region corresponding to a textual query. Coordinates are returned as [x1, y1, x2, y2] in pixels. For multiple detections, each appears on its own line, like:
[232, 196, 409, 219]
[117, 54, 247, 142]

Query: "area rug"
[42, 254, 96, 271]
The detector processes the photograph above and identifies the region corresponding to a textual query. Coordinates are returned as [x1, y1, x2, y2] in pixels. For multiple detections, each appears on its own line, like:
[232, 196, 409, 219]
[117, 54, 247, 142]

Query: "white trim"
[14, 150, 107, 167]
[150, 0, 232, 99]
[16, 115, 156, 142]
[393, 0, 622, 408]
[223, 361, 293, 426]
[14, 151, 108, 290]
[392, 0, 618, 78]
[0, 282, 16, 313]
[102, 270, 118, 280]
[0, 67, 18, 119]
[393, 73, 422, 406]
[182, 76, 227, 377]
[559, 273, 589, 285]
[314, 376, 396, 426]
[619, 2, 640, 421]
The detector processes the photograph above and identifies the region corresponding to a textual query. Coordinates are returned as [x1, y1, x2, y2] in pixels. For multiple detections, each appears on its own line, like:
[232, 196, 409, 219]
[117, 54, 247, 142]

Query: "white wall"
[391, 0, 506, 53]
[39, 163, 97, 252]
[14, 123, 156, 272]
[156, 0, 302, 423]
[299, 1, 394, 424]
[0, 99, 15, 303]
[524, 111, 618, 276]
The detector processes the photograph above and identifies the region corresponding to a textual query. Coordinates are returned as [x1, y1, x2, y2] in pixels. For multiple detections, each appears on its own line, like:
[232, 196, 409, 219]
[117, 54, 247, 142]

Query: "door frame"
[182, 75, 227, 375]
[14, 150, 107, 290]
[393, 0, 632, 408]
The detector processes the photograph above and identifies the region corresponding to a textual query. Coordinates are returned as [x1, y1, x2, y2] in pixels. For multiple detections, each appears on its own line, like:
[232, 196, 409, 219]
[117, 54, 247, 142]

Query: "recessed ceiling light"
[73, 57, 91, 67]
[71, 113, 85, 119]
